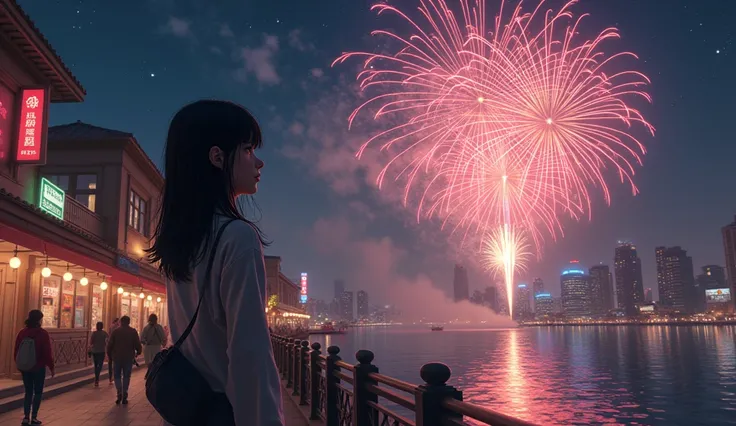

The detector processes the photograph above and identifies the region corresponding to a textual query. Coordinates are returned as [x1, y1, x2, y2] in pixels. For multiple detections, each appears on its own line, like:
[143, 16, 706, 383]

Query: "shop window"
[45, 175, 70, 192]
[60, 280, 75, 328]
[91, 285, 105, 329]
[121, 296, 131, 317]
[130, 297, 141, 331]
[129, 190, 148, 236]
[40, 276, 61, 328]
[75, 174, 97, 212]
[42, 174, 98, 212]
[74, 281, 89, 329]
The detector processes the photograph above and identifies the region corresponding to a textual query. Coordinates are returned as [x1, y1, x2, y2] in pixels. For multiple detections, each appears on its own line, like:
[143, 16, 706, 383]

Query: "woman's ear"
[209, 146, 225, 169]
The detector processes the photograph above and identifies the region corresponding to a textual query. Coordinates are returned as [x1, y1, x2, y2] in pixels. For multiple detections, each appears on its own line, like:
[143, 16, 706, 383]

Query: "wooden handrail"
[442, 398, 537, 426]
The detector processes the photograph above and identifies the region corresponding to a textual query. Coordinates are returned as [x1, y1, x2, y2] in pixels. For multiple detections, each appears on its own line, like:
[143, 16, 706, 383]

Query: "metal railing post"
[309, 342, 322, 420]
[353, 350, 379, 426]
[299, 340, 310, 405]
[325, 346, 341, 426]
[415, 363, 463, 426]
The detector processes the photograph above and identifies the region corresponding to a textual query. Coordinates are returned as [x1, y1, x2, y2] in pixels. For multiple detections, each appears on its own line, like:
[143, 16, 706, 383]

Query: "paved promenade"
[0, 369, 308, 426]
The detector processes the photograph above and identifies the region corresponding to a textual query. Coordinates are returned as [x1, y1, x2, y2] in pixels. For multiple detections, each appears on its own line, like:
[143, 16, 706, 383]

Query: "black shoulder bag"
[145, 219, 235, 425]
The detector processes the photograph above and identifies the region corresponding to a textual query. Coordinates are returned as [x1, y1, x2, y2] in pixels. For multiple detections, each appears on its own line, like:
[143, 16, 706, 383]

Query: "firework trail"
[334, 0, 654, 317]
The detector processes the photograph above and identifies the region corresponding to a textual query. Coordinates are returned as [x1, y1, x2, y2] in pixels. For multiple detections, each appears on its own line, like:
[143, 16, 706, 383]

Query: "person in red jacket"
[14, 309, 55, 425]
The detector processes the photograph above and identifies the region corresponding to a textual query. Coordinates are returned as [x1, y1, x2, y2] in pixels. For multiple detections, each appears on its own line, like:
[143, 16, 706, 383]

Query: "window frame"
[42, 173, 98, 212]
[128, 189, 148, 236]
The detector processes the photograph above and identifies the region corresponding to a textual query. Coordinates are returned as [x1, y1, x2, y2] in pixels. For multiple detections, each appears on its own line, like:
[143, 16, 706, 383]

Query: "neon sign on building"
[15, 88, 49, 164]
[300, 272, 308, 303]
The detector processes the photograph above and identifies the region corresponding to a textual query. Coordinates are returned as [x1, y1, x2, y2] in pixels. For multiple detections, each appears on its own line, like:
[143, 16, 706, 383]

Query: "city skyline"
[16, 0, 736, 307]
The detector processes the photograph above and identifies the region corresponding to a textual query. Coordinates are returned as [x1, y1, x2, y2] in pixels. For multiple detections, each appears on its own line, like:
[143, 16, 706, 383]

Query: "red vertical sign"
[15, 88, 48, 164]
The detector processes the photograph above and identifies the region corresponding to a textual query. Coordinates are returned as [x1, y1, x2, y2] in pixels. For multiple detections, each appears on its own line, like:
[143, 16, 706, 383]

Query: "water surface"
[309, 325, 736, 425]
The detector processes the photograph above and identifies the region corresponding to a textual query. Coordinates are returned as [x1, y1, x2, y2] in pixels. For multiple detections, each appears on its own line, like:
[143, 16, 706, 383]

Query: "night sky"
[19, 0, 736, 307]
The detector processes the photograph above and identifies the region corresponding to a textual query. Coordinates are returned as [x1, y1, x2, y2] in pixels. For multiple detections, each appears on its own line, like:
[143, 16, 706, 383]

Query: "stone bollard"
[309, 342, 322, 420]
[415, 363, 463, 426]
[325, 346, 341, 426]
[299, 340, 310, 406]
[353, 350, 379, 426]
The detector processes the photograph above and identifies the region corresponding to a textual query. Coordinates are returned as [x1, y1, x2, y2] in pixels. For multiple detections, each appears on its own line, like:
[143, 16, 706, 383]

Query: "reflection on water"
[310, 326, 736, 425]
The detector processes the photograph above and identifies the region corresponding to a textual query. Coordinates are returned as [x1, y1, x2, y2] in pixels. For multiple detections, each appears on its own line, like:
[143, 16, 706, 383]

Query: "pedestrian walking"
[14, 310, 55, 425]
[140, 314, 166, 366]
[106, 316, 142, 405]
[89, 322, 108, 387]
[107, 318, 120, 383]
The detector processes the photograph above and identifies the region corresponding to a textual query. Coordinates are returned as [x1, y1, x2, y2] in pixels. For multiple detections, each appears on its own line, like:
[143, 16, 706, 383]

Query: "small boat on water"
[431, 326, 444, 331]
[309, 322, 347, 335]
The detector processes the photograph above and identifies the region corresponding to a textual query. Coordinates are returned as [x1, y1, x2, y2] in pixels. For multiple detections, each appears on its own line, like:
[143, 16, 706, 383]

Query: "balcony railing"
[64, 196, 104, 239]
[271, 334, 538, 426]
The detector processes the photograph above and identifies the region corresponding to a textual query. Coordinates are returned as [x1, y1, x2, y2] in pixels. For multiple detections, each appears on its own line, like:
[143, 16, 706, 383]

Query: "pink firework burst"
[334, 0, 654, 314]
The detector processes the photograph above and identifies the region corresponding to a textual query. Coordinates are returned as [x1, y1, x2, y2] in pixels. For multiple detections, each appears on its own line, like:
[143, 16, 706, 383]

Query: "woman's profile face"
[232, 142, 265, 195]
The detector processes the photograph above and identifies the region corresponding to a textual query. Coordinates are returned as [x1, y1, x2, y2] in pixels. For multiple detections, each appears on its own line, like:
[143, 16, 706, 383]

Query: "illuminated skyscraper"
[589, 264, 614, 317]
[561, 262, 592, 318]
[722, 216, 736, 309]
[614, 242, 645, 315]
[340, 291, 354, 321]
[656, 246, 694, 312]
[357, 290, 369, 319]
[534, 293, 554, 318]
[514, 284, 532, 320]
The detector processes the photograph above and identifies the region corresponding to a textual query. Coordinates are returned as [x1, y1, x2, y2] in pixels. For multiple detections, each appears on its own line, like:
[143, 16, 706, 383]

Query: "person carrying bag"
[145, 219, 233, 424]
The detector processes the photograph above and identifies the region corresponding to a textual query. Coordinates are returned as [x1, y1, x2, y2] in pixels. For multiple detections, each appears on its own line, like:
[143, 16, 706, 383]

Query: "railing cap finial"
[420, 362, 452, 386]
[355, 349, 374, 365]
[301, 340, 310, 348]
[327, 345, 340, 355]
[310, 342, 322, 351]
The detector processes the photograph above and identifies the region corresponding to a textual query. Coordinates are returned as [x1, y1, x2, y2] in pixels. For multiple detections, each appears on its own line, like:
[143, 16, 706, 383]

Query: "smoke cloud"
[305, 215, 514, 326]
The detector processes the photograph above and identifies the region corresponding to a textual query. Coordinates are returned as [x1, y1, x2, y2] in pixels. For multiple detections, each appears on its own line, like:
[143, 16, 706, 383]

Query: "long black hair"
[147, 100, 269, 282]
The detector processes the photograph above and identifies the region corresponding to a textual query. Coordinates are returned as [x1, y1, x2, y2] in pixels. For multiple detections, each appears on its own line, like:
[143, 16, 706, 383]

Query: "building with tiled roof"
[0, 0, 165, 380]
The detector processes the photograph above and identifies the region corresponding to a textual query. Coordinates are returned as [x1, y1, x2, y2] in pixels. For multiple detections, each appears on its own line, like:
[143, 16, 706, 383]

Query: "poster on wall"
[14, 87, 49, 164]
[91, 286, 104, 328]
[41, 276, 61, 327]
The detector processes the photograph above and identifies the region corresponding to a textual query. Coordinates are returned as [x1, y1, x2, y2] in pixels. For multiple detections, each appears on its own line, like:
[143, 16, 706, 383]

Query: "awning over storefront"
[274, 302, 307, 314]
[0, 224, 163, 293]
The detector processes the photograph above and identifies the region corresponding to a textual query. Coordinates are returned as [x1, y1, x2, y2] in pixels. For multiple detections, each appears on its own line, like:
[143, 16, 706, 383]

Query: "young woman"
[147, 100, 283, 425]
[140, 313, 166, 366]
[14, 310, 55, 425]
[89, 321, 109, 386]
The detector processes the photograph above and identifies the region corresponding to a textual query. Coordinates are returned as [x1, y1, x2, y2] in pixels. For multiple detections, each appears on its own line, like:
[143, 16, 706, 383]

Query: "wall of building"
[119, 147, 162, 259]
[0, 41, 46, 204]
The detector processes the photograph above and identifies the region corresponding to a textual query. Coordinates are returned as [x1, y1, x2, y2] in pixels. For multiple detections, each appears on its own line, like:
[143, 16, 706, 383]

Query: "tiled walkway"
[0, 369, 308, 426]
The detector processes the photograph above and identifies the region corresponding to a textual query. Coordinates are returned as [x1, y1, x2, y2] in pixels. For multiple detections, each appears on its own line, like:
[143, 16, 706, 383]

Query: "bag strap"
[174, 218, 236, 348]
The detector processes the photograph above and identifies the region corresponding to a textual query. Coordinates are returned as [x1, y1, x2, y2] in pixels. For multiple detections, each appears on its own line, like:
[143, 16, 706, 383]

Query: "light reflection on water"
[310, 326, 736, 425]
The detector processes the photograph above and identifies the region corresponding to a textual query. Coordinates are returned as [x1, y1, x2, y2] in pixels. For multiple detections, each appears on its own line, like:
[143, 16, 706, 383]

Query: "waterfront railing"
[271, 334, 537, 426]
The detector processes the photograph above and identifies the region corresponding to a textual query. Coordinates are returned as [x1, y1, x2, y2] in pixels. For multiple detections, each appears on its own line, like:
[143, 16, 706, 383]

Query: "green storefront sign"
[39, 177, 65, 220]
